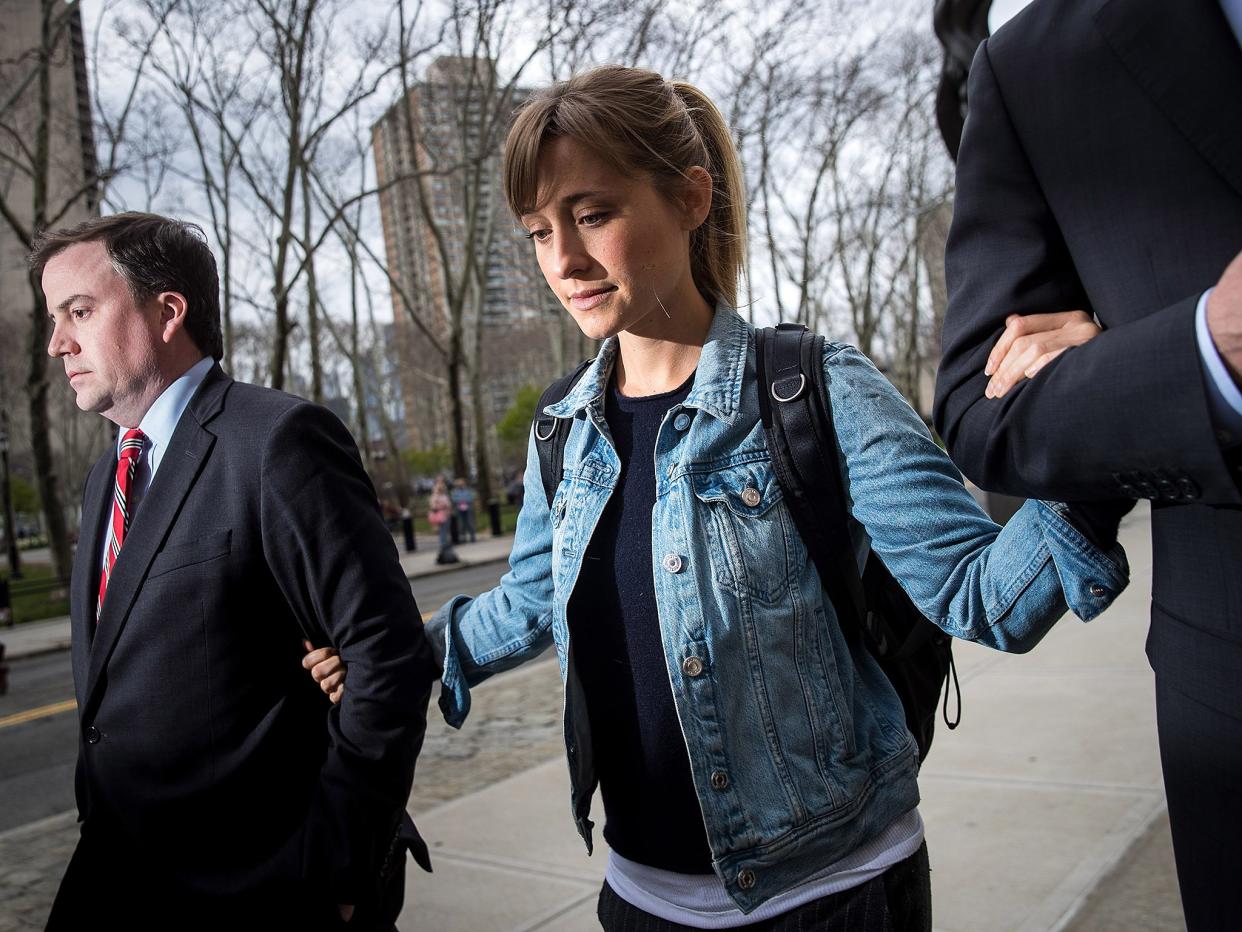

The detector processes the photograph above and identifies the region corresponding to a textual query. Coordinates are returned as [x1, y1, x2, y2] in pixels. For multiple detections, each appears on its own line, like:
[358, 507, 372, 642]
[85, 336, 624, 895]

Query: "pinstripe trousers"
[596, 842, 931, 931]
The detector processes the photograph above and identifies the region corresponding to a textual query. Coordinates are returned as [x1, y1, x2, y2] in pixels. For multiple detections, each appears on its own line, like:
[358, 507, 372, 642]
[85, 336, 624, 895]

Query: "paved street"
[0, 652, 78, 833]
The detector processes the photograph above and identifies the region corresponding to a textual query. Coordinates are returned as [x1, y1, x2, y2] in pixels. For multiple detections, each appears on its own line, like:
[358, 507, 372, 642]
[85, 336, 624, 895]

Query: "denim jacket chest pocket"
[690, 459, 802, 604]
[551, 451, 615, 580]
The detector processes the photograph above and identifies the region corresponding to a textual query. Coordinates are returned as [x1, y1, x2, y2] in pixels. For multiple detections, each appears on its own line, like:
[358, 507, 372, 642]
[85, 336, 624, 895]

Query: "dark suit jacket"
[934, 0, 1242, 707]
[58, 364, 437, 925]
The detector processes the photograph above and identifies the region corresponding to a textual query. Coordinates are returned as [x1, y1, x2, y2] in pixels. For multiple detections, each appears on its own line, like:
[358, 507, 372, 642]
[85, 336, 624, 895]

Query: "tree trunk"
[24, 0, 71, 578]
[301, 166, 322, 402]
[447, 332, 467, 479]
[27, 270, 71, 577]
[470, 364, 494, 506]
[347, 241, 371, 464]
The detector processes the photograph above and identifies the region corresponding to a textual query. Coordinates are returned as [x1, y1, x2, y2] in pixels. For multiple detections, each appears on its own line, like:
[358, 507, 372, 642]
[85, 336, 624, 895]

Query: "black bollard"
[488, 500, 502, 536]
[401, 509, 416, 552]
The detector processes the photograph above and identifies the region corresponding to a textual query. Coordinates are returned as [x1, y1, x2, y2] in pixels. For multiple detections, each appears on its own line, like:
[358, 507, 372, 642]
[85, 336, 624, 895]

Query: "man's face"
[42, 240, 166, 428]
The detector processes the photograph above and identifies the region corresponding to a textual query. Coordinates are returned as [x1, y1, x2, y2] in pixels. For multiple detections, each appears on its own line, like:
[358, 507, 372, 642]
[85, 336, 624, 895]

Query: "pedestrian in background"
[451, 477, 477, 543]
[429, 477, 458, 564]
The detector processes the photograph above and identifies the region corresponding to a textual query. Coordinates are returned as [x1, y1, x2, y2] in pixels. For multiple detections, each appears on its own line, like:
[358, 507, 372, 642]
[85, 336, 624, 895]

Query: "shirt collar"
[1223, 0, 1242, 46]
[543, 304, 750, 426]
[119, 356, 213, 469]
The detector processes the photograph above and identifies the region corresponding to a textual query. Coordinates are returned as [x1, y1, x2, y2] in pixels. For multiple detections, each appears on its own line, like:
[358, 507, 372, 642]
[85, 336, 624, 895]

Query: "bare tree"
[174, 0, 402, 394]
[140, 0, 267, 372]
[384, 0, 595, 502]
[832, 31, 951, 410]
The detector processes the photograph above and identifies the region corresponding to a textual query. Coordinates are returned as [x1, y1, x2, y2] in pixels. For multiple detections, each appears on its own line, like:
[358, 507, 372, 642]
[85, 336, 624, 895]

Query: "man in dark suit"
[34, 212, 438, 929]
[934, 1, 1242, 928]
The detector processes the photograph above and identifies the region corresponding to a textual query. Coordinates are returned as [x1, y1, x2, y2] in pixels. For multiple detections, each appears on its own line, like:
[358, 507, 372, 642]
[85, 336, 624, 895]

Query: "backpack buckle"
[534, 416, 557, 442]
[770, 373, 807, 404]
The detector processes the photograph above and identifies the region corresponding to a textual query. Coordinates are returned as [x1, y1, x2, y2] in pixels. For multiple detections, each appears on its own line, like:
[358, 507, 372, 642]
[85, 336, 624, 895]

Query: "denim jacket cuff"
[1036, 501, 1130, 621]
[430, 595, 473, 729]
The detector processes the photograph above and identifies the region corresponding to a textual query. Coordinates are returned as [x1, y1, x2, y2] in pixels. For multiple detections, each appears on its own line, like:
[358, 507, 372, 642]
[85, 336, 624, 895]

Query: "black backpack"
[531, 324, 960, 762]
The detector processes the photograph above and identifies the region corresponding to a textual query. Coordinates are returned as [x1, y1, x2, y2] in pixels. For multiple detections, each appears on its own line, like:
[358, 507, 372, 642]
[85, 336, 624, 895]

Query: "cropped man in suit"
[35, 212, 437, 930]
[934, 1, 1242, 928]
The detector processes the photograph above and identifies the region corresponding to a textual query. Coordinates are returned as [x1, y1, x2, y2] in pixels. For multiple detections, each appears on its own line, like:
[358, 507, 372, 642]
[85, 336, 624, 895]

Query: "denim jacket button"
[662, 553, 683, 574]
[674, 412, 691, 431]
[710, 770, 729, 790]
[1089, 583, 1107, 598]
[682, 656, 704, 677]
[740, 487, 761, 508]
[737, 868, 756, 890]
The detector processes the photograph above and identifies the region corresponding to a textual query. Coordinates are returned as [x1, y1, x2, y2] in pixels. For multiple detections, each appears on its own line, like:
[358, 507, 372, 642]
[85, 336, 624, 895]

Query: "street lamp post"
[0, 408, 21, 579]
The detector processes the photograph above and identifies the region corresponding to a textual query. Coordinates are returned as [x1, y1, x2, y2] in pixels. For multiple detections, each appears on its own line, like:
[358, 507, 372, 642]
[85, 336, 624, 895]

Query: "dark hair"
[30, 212, 224, 360]
[504, 65, 747, 307]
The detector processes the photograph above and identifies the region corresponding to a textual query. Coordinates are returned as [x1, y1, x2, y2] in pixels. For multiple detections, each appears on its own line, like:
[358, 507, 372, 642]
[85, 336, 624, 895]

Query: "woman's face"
[520, 135, 706, 342]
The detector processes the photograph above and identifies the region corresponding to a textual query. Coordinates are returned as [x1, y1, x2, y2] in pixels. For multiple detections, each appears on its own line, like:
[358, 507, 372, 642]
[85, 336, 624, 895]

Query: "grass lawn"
[2, 562, 69, 625]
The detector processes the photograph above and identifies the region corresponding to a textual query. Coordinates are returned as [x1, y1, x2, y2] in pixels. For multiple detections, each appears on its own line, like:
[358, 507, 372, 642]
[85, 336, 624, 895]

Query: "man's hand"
[302, 640, 346, 705]
[985, 310, 1101, 399]
[1207, 249, 1242, 385]
[338, 904, 355, 922]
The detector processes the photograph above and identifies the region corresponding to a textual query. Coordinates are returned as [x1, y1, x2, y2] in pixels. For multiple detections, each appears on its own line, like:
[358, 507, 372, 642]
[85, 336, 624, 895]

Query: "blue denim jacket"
[426, 307, 1129, 913]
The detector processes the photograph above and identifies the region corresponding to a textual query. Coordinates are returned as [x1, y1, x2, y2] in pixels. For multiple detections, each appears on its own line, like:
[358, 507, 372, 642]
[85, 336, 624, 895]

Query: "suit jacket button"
[1177, 477, 1200, 500]
[85, 726, 101, 744]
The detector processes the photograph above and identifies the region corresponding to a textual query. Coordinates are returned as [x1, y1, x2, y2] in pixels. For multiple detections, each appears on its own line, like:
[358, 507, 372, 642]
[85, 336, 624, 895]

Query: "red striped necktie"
[97, 428, 145, 621]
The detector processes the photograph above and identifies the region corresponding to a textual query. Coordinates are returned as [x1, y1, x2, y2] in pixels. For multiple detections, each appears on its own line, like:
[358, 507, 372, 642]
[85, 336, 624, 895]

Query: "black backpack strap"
[533, 359, 593, 509]
[758, 324, 961, 757]
[755, 324, 867, 635]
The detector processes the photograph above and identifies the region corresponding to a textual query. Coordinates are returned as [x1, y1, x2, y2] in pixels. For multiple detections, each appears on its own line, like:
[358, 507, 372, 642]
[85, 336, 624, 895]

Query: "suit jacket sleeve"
[259, 402, 438, 904]
[933, 38, 1242, 506]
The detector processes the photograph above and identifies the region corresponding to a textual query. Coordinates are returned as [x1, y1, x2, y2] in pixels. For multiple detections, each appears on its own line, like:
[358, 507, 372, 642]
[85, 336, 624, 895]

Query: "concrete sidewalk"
[0, 530, 516, 661]
[395, 504, 1183, 931]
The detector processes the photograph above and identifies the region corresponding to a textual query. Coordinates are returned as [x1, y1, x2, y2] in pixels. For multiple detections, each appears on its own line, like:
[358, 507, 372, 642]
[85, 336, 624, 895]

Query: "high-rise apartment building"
[372, 57, 583, 469]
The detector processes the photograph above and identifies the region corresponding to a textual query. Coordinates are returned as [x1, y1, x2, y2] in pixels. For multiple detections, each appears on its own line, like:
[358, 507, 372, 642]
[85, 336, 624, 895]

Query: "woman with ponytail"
[306, 65, 1127, 930]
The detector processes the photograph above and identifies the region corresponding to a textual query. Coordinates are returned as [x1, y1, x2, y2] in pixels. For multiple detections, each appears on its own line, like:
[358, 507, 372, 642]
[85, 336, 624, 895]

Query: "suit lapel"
[1095, 0, 1242, 199]
[70, 450, 115, 707]
[82, 366, 231, 716]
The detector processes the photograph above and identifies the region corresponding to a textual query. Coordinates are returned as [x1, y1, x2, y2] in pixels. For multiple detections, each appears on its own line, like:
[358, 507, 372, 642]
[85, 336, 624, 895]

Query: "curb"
[0, 810, 77, 844]
[2, 640, 73, 663]
[403, 551, 510, 580]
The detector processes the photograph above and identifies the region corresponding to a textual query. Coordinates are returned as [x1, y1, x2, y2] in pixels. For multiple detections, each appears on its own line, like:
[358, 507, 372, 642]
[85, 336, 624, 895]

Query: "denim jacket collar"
[542, 304, 749, 425]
